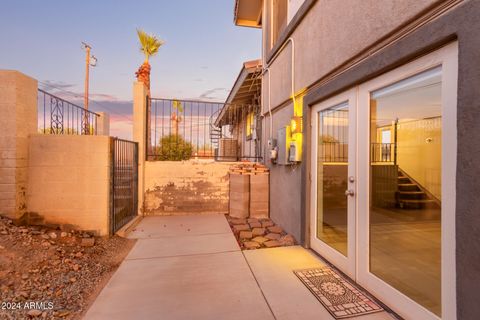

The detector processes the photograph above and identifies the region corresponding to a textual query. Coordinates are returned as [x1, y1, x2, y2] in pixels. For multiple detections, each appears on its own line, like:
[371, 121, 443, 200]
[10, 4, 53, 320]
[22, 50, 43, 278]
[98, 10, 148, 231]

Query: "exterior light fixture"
[291, 116, 303, 134]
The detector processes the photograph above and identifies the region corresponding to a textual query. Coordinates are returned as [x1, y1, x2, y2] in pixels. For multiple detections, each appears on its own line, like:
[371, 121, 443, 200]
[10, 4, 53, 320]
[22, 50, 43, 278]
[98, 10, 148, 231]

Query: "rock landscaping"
[0, 216, 135, 319]
[226, 215, 296, 250]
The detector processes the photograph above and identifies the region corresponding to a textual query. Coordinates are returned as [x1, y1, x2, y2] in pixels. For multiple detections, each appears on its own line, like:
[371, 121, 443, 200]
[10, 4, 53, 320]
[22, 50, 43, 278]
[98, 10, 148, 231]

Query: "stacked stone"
[227, 216, 296, 250]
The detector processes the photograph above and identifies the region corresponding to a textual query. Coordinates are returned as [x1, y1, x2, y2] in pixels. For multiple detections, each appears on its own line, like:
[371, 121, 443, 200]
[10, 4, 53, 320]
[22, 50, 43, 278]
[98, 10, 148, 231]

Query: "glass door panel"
[369, 67, 442, 316]
[317, 103, 349, 256]
[311, 89, 356, 279]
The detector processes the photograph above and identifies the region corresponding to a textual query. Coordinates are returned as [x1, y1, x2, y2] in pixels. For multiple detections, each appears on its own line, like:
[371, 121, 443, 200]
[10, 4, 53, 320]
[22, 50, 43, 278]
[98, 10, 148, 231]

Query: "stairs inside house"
[396, 170, 438, 209]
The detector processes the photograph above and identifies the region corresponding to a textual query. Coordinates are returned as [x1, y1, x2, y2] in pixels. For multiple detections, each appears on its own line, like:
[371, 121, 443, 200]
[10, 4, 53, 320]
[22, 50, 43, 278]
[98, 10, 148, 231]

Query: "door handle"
[345, 189, 355, 197]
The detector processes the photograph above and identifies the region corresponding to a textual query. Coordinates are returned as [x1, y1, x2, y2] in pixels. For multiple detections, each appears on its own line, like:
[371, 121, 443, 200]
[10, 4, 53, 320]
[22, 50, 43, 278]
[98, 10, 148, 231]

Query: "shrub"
[155, 134, 193, 161]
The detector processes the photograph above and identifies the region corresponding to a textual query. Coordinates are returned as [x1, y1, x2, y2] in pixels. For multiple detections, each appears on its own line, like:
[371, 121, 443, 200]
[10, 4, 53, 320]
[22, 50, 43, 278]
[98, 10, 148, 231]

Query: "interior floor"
[316, 206, 441, 316]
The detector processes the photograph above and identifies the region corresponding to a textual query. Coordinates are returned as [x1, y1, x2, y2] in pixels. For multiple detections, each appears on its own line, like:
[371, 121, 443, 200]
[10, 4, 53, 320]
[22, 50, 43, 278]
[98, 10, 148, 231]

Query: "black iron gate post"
[110, 138, 139, 235]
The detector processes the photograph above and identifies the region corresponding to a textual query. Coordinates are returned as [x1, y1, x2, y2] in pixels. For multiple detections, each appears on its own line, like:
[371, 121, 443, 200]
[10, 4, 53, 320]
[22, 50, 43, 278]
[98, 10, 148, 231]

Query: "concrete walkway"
[85, 215, 395, 320]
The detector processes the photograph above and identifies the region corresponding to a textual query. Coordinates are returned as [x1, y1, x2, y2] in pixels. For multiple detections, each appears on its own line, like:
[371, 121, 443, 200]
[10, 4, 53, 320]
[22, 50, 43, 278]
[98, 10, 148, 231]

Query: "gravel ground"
[0, 216, 135, 319]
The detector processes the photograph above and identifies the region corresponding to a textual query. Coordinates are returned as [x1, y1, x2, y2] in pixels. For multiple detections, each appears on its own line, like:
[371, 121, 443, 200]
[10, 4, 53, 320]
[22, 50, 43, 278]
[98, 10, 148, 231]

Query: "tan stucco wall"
[0, 70, 37, 220]
[143, 160, 234, 215]
[27, 135, 111, 235]
[133, 82, 147, 215]
[96, 112, 110, 136]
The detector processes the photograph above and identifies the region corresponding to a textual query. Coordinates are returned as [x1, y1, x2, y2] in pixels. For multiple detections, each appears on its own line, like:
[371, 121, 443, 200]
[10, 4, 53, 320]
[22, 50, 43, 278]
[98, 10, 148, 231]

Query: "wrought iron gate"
[110, 138, 139, 234]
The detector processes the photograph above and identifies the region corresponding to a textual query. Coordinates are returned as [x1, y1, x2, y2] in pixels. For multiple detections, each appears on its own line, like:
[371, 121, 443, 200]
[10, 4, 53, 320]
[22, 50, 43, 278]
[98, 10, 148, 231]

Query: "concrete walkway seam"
[241, 250, 278, 320]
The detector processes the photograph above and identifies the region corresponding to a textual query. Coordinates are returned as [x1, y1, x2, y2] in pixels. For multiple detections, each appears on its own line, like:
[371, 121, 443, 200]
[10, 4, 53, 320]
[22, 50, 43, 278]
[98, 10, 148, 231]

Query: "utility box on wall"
[277, 126, 292, 165]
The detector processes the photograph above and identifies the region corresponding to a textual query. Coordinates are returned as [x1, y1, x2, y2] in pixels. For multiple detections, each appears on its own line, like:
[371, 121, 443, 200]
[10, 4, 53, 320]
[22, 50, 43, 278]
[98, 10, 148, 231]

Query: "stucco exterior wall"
[232, 117, 258, 160]
[265, 0, 440, 108]
[27, 135, 111, 236]
[0, 70, 37, 220]
[143, 160, 233, 215]
[261, 0, 442, 239]
[288, 0, 306, 23]
[262, 102, 303, 240]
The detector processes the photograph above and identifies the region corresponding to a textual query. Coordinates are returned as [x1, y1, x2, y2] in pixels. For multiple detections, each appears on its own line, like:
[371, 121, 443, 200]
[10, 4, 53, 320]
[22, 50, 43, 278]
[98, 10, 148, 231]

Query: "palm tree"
[135, 29, 164, 156]
[171, 99, 183, 135]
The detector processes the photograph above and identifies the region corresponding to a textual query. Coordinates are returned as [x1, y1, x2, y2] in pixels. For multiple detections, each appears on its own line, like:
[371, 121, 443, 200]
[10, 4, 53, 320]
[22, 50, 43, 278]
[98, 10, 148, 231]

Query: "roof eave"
[233, 0, 263, 28]
[214, 60, 262, 127]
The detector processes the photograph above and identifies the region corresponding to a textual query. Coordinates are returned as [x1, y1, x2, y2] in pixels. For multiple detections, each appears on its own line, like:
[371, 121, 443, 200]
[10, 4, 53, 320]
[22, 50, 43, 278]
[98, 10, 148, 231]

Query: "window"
[246, 112, 254, 140]
[271, 0, 288, 47]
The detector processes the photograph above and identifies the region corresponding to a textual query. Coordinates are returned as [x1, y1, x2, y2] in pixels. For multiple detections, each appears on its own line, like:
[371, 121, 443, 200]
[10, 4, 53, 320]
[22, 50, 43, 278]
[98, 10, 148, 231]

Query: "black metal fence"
[320, 142, 348, 162]
[38, 89, 99, 135]
[110, 138, 138, 234]
[147, 98, 262, 161]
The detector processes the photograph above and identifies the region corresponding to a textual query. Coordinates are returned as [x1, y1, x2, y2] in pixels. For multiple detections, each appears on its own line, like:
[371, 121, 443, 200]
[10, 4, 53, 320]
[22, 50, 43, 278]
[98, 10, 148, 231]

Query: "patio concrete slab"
[87, 215, 395, 320]
[128, 214, 231, 239]
[127, 233, 240, 260]
[85, 214, 273, 320]
[85, 251, 274, 320]
[244, 246, 396, 320]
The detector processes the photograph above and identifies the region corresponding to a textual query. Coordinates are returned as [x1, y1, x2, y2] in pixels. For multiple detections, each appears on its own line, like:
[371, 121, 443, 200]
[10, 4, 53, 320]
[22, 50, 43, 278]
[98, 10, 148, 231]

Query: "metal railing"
[38, 89, 99, 135]
[319, 142, 397, 163]
[371, 143, 396, 163]
[110, 138, 138, 234]
[319, 142, 348, 162]
[147, 98, 262, 161]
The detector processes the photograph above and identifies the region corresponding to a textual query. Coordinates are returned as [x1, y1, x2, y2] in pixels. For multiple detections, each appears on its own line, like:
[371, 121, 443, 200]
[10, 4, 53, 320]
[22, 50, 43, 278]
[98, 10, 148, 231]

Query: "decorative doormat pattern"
[294, 267, 383, 319]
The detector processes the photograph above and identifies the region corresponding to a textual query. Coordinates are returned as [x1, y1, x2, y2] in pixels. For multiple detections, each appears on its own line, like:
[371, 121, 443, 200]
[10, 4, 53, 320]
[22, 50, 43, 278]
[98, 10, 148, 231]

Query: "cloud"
[89, 93, 119, 101]
[198, 87, 229, 100]
[41, 80, 76, 91]
[41, 79, 124, 104]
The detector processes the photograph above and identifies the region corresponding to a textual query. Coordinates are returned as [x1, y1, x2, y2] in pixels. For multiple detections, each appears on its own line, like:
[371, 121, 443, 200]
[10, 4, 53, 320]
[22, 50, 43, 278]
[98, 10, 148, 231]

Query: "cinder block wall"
[0, 71, 37, 220]
[144, 160, 234, 215]
[27, 135, 111, 235]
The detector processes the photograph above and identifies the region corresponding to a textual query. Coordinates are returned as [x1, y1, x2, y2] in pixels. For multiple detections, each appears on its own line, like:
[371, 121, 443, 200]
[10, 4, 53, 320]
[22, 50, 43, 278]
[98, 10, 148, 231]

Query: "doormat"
[294, 267, 383, 319]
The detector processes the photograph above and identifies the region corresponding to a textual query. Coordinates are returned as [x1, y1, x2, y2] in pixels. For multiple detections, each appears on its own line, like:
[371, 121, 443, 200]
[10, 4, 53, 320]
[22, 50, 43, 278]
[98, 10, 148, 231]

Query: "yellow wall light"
[291, 116, 303, 135]
[292, 88, 307, 117]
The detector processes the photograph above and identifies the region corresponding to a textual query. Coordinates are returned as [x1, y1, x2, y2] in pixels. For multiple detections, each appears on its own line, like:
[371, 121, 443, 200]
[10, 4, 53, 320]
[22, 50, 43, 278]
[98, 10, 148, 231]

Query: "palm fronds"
[137, 29, 164, 63]
[172, 99, 184, 113]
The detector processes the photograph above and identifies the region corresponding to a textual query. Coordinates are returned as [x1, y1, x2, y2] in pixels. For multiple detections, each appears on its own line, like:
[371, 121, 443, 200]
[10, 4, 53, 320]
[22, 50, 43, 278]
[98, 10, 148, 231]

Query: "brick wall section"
[144, 160, 235, 215]
[27, 135, 111, 235]
[0, 71, 37, 220]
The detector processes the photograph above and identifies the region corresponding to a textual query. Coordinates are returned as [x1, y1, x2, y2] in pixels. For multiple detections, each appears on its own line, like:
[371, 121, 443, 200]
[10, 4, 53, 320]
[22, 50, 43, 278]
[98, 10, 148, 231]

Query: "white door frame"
[309, 42, 458, 320]
[310, 88, 357, 279]
[356, 42, 458, 320]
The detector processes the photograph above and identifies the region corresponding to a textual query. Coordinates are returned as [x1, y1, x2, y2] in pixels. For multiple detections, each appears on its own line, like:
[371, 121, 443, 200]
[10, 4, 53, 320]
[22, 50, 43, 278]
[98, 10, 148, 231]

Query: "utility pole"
[81, 42, 97, 134]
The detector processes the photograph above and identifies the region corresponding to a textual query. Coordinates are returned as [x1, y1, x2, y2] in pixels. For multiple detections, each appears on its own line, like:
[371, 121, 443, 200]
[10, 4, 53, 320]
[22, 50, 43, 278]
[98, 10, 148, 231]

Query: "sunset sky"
[0, 0, 261, 139]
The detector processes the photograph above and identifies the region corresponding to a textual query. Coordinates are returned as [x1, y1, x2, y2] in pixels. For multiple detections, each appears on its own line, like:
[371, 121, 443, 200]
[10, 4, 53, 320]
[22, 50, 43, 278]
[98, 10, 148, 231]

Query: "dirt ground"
[0, 216, 135, 319]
